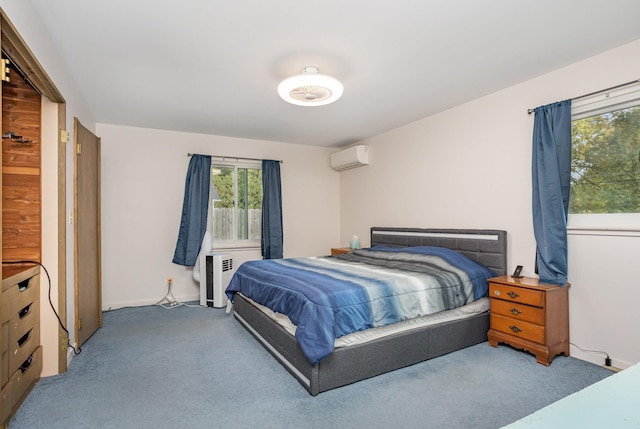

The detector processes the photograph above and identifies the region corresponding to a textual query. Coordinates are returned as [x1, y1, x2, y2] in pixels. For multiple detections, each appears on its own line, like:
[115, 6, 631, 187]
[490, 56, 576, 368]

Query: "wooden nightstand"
[330, 247, 352, 256]
[487, 275, 570, 365]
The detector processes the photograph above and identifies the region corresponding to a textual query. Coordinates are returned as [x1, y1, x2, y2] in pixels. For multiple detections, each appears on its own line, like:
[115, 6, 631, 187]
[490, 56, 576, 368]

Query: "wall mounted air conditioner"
[330, 145, 369, 171]
[199, 253, 234, 308]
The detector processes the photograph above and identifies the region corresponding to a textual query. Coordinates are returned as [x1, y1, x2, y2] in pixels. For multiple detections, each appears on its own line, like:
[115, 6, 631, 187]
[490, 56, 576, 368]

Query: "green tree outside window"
[570, 105, 640, 214]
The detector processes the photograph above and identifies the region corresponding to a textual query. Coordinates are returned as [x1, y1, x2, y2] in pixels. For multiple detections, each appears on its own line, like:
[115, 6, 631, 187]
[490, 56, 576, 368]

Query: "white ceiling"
[30, 0, 640, 148]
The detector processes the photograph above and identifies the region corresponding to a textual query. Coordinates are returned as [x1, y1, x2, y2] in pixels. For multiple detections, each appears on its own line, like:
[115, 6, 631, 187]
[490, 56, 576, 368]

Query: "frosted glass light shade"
[278, 66, 344, 106]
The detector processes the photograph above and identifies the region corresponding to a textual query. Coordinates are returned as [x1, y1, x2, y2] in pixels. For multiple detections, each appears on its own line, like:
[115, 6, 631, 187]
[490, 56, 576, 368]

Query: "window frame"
[209, 158, 263, 250]
[567, 82, 640, 235]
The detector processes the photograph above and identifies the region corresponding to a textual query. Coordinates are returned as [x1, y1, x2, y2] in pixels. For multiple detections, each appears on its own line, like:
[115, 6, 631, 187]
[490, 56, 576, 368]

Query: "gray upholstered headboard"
[370, 227, 507, 276]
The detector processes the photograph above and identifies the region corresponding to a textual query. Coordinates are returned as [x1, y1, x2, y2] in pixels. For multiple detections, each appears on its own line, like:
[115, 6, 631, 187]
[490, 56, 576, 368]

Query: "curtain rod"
[527, 78, 640, 115]
[187, 153, 283, 163]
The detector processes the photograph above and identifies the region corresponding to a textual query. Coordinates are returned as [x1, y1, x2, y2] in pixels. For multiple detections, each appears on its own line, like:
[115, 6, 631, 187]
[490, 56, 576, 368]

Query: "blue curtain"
[172, 155, 211, 266]
[261, 160, 283, 259]
[531, 100, 572, 286]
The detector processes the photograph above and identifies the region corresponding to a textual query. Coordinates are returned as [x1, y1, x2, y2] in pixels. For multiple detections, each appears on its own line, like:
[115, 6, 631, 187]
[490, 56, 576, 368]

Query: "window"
[568, 82, 640, 230]
[210, 161, 262, 247]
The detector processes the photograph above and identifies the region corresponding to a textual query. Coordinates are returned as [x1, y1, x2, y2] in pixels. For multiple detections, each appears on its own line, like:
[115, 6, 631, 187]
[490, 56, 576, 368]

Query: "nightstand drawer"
[490, 283, 544, 307]
[491, 313, 544, 344]
[490, 298, 544, 325]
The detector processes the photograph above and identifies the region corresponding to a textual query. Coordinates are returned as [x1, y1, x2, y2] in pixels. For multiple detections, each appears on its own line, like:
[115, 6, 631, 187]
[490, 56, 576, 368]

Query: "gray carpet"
[9, 304, 612, 429]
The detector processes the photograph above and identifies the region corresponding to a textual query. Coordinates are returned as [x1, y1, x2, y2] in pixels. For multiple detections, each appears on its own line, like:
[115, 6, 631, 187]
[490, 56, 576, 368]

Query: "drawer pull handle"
[509, 325, 522, 333]
[509, 308, 521, 315]
[18, 304, 31, 319]
[507, 291, 520, 299]
[17, 329, 32, 347]
[19, 354, 33, 373]
[18, 279, 30, 292]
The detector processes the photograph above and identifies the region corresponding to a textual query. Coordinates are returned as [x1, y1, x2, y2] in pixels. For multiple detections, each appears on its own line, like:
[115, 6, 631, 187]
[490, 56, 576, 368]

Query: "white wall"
[340, 39, 640, 368]
[97, 124, 340, 310]
[1, 0, 96, 374]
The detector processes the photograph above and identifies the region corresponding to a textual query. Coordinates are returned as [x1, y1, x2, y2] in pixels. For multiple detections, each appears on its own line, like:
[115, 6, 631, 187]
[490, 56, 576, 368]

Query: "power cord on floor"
[570, 342, 611, 367]
[2, 260, 81, 355]
[154, 278, 201, 309]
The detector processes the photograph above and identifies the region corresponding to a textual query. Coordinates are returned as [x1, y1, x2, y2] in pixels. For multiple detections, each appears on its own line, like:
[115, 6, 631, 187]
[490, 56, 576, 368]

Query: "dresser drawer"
[0, 349, 7, 388]
[490, 283, 544, 307]
[0, 321, 8, 386]
[1, 274, 40, 320]
[10, 300, 40, 346]
[9, 346, 42, 410]
[490, 313, 545, 344]
[9, 323, 40, 377]
[1, 321, 8, 354]
[0, 377, 11, 424]
[490, 298, 544, 325]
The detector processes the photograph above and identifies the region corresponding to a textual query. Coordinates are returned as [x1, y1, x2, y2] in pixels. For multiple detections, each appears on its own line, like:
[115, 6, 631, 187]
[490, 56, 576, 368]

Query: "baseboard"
[102, 293, 200, 311]
[66, 341, 78, 367]
[604, 365, 623, 373]
[570, 346, 633, 370]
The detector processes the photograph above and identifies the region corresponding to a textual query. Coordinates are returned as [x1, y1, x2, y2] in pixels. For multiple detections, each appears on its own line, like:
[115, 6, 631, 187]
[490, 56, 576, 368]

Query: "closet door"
[74, 117, 101, 346]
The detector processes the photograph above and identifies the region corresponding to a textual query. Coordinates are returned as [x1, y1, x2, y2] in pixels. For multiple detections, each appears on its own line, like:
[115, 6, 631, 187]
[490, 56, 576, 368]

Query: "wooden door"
[74, 118, 101, 346]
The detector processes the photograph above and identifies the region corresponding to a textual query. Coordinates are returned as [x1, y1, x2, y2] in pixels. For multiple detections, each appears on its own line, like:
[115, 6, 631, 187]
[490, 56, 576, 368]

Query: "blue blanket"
[226, 246, 495, 364]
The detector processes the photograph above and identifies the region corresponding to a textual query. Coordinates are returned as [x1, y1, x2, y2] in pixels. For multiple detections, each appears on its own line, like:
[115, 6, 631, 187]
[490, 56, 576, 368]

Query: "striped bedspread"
[226, 246, 495, 364]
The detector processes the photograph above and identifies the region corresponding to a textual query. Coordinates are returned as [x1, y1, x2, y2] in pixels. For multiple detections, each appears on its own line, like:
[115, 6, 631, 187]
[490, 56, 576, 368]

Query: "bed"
[227, 227, 507, 395]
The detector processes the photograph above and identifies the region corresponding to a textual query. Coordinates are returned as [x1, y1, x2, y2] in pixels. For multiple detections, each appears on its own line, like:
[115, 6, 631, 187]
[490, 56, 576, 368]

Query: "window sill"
[210, 246, 261, 252]
[567, 226, 640, 237]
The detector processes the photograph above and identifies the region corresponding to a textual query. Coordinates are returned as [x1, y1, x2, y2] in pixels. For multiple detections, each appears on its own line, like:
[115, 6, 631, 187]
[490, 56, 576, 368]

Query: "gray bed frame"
[232, 227, 507, 395]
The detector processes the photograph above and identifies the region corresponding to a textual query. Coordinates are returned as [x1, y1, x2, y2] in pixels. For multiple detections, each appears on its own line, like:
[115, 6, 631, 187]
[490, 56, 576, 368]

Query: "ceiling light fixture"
[277, 66, 344, 106]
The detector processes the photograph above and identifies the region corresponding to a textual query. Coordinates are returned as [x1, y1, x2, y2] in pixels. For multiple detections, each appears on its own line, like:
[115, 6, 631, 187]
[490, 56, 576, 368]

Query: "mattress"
[241, 294, 490, 348]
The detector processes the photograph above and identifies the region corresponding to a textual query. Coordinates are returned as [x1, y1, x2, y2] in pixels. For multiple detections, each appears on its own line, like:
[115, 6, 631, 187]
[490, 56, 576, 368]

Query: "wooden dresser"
[487, 275, 569, 365]
[1, 265, 42, 426]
